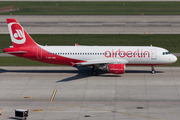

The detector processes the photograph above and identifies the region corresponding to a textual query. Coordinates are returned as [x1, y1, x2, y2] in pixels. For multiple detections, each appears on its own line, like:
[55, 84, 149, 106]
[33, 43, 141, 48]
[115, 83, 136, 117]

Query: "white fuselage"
[40, 45, 177, 65]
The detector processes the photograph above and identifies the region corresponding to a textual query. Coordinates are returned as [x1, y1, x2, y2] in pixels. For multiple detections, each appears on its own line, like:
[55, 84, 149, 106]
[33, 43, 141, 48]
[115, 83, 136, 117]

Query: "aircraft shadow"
[8, 117, 22, 120]
[57, 67, 121, 82]
[0, 67, 164, 82]
[56, 67, 92, 82]
[125, 70, 164, 73]
[0, 68, 78, 74]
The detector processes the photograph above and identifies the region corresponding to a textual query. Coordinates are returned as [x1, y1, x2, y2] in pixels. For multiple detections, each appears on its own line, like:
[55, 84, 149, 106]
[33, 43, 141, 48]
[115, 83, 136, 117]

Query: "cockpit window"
[162, 52, 170, 55]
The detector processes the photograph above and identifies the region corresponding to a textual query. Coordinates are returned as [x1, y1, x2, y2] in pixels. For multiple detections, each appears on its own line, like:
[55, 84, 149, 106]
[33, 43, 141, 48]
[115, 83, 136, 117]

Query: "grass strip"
[1, 1, 180, 15]
[1, 34, 180, 53]
[0, 56, 179, 66]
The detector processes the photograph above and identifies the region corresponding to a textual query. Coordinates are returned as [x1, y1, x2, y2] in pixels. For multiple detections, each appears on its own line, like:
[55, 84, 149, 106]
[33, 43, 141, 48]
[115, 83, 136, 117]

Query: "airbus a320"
[3, 19, 177, 75]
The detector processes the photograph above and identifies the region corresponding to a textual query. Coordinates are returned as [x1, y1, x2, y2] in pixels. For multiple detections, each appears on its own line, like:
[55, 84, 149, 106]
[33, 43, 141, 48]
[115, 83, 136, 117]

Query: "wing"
[73, 58, 128, 66]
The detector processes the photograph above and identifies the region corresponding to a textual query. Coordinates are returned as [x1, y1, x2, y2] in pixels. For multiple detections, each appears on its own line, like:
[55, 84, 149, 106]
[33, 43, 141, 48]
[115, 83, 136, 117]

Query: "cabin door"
[37, 48, 42, 59]
[151, 49, 157, 60]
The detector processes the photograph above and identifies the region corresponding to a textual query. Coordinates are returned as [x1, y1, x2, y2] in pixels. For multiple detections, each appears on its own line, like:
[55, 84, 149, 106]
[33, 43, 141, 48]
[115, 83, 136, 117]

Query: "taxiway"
[1, 15, 180, 34]
[0, 66, 180, 120]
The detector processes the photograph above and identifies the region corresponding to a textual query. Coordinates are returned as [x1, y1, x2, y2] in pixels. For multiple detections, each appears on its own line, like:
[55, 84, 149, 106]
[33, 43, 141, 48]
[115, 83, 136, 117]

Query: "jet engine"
[107, 64, 125, 74]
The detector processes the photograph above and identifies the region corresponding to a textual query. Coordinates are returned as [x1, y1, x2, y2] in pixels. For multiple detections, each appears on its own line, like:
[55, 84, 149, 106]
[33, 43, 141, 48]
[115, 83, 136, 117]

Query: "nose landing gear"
[151, 65, 155, 74]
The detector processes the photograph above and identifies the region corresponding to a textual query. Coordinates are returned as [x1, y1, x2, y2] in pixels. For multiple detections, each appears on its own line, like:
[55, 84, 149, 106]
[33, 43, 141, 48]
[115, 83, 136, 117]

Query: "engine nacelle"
[107, 64, 125, 74]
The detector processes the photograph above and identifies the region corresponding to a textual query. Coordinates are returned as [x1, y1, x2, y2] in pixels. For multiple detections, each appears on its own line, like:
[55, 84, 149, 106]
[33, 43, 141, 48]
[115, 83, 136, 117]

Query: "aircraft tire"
[92, 71, 97, 76]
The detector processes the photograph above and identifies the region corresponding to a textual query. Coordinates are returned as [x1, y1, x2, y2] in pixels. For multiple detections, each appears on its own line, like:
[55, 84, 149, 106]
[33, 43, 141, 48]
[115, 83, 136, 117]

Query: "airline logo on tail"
[8, 22, 26, 44]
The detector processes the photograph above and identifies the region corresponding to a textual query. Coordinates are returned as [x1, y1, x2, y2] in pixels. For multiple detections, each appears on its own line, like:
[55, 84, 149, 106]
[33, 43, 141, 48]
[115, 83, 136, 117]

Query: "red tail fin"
[6, 19, 38, 48]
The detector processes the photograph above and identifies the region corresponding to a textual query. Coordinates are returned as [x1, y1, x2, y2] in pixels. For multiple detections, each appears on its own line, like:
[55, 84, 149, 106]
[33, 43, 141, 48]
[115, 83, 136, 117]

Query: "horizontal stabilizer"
[6, 51, 27, 54]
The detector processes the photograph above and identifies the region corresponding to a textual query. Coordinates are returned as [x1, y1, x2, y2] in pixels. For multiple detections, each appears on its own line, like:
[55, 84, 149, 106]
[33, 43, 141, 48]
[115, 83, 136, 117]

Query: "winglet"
[75, 43, 79, 46]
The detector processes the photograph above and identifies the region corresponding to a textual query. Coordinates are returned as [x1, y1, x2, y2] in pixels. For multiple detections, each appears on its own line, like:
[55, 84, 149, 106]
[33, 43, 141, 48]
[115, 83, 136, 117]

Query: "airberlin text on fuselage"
[104, 49, 150, 58]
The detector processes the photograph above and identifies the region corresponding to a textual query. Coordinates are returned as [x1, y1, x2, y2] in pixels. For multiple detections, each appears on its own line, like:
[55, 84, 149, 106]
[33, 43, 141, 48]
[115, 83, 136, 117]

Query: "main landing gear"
[92, 65, 99, 76]
[151, 65, 155, 74]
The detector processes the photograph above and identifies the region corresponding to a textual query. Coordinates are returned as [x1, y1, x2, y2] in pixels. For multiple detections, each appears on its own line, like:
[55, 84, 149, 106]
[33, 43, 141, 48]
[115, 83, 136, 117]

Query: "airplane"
[3, 19, 177, 76]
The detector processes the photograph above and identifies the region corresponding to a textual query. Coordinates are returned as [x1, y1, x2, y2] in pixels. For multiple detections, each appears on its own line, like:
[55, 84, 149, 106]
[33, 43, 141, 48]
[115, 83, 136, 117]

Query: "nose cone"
[171, 55, 177, 63]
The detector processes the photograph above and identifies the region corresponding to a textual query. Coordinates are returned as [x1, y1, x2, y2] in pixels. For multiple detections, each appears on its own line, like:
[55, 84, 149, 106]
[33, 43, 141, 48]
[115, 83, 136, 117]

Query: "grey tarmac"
[1, 15, 180, 34]
[0, 66, 180, 120]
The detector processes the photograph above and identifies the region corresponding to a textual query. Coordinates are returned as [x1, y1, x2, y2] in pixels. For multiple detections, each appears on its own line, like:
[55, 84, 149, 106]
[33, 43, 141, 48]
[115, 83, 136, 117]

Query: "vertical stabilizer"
[6, 19, 38, 48]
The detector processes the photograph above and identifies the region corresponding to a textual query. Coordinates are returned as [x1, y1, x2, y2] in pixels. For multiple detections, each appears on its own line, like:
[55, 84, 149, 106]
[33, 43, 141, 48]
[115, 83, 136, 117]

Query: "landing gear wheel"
[92, 66, 99, 76]
[151, 65, 155, 74]
[92, 70, 97, 76]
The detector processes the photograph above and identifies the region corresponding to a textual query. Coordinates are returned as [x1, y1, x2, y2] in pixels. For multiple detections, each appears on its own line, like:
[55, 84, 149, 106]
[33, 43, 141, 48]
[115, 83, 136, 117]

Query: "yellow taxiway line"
[50, 89, 57, 102]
